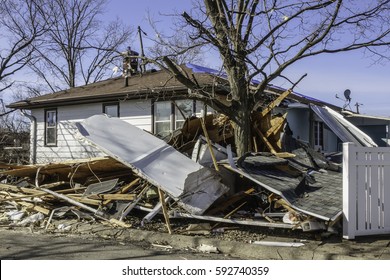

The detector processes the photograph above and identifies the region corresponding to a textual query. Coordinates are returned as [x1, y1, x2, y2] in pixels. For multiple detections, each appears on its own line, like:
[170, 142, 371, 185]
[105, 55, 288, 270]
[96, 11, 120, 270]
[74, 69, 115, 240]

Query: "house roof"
[8, 65, 227, 109]
[9, 62, 381, 122]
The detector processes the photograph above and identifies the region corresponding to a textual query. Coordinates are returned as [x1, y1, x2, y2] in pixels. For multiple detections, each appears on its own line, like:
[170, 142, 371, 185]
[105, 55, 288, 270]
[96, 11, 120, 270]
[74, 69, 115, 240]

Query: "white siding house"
[30, 100, 152, 163]
[8, 65, 222, 164]
[8, 64, 389, 163]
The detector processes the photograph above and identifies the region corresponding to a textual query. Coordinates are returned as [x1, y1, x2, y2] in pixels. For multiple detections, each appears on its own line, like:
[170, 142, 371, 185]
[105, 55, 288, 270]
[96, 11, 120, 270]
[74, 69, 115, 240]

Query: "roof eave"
[7, 87, 193, 110]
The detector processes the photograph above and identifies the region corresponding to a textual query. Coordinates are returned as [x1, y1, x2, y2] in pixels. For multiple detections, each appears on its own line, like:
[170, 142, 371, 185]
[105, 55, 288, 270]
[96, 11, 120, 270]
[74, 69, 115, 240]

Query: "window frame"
[44, 108, 58, 147]
[152, 99, 198, 136]
[153, 100, 174, 136]
[314, 121, 324, 150]
[103, 102, 120, 117]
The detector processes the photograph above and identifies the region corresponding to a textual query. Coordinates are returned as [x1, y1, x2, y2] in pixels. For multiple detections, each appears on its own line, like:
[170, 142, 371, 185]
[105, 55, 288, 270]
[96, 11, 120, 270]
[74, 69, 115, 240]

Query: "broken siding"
[31, 100, 152, 163]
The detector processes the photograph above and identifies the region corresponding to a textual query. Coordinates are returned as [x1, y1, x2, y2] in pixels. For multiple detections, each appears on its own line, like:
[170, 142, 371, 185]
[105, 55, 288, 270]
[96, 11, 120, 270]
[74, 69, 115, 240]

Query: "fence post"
[343, 142, 357, 239]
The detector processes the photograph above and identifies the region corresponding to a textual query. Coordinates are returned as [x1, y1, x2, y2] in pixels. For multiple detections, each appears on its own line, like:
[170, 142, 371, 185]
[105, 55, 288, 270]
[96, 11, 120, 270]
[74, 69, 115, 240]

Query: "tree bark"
[233, 101, 252, 157]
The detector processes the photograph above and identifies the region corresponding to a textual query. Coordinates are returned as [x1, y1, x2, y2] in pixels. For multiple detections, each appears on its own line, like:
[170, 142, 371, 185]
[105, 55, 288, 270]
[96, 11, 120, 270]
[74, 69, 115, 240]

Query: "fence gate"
[343, 142, 390, 239]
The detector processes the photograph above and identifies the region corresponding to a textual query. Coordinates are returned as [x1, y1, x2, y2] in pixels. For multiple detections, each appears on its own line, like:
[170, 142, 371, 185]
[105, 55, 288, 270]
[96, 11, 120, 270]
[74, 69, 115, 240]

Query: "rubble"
[3, 106, 371, 240]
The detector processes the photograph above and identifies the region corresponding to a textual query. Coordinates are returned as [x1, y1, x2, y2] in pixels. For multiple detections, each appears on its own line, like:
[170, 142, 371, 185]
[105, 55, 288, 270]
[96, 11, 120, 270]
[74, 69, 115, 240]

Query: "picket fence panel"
[343, 142, 390, 239]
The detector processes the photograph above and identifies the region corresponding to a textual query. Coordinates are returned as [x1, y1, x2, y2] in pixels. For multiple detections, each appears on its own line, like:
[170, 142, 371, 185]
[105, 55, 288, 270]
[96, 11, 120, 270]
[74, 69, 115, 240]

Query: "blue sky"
[112, 1, 390, 116]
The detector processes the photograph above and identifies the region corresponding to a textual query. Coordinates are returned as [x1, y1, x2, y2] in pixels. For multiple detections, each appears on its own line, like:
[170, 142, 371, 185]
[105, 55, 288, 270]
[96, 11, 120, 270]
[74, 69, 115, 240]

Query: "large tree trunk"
[232, 95, 252, 157]
[225, 66, 252, 157]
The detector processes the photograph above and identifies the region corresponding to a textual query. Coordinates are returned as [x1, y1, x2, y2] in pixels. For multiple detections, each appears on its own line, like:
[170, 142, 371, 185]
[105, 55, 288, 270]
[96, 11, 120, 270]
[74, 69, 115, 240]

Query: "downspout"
[21, 110, 37, 164]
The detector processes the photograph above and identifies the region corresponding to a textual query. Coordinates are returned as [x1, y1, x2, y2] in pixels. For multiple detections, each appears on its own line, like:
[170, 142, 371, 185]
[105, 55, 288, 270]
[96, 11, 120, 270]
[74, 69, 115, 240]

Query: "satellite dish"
[344, 89, 351, 101]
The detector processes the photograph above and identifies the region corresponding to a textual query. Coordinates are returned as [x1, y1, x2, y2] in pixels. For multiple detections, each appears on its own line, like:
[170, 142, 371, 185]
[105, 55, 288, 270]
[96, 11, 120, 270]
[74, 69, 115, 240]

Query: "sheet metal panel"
[311, 104, 360, 144]
[75, 114, 228, 215]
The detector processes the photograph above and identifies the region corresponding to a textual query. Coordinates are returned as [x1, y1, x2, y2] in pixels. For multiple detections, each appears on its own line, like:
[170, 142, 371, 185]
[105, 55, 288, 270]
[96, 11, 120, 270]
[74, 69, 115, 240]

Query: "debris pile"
[0, 113, 344, 238]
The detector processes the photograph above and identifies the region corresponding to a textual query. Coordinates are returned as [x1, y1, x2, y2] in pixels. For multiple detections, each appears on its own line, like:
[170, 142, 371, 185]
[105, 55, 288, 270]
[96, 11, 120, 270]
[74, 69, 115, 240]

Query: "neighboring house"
[7, 63, 389, 163]
[265, 85, 390, 154]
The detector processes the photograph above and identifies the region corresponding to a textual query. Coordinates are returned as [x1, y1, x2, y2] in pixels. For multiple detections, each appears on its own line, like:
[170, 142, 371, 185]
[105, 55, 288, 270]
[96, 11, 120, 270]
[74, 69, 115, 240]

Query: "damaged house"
[6, 63, 389, 164]
[2, 63, 389, 236]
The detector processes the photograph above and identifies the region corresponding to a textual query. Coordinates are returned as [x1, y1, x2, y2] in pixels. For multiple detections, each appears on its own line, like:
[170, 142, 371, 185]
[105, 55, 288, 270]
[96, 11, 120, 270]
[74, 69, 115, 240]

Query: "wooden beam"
[16, 201, 51, 215]
[259, 89, 291, 118]
[200, 117, 220, 172]
[158, 188, 172, 234]
[103, 178, 140, 206]
[88, 193, 136, 201]
[253, 123, 278, 153]
[265, 113, 287, 138]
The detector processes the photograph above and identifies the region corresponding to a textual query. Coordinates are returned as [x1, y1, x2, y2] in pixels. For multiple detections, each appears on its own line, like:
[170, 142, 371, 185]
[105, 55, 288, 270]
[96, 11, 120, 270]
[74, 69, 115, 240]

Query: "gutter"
[20, 110, 37, 164]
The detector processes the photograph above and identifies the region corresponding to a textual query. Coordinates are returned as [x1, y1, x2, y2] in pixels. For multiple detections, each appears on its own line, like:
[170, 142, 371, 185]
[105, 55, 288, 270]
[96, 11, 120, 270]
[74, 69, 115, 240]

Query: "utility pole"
[355, 102, 363, 114]
[138, 26, 147, 73]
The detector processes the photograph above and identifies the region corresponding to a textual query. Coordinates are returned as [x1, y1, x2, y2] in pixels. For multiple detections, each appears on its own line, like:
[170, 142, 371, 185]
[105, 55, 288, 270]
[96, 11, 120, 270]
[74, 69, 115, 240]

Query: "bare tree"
[30, 0, 132, 91]
[147, 24, 205, 65]
[161, 0, 390, 156]
[0, 0, 46, 93]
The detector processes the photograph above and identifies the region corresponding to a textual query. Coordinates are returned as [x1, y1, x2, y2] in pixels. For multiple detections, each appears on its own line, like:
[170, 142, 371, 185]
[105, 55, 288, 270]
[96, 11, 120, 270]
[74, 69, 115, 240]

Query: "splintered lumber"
[66, 195, 102, 206]
[119, 184, 152, 221]
[0, 186, 85, 202]
[102, 177, 140, 206]
[259, 89, 291, 118]
[200, 117, 220, 172]
[36, 187, 106, 217]
[158, 188, 172, 234]
[108, 218, 131, 228]
[207, 188, 255, 215]
[88, 193, 136, 200]
[0, 157, 131, 183]
[142, 196, 171, 222]
[211, 201, 247, 230]
[16, 201, 51, 215]
[253, 124, 278, 153]
[265, 113, 287, 138]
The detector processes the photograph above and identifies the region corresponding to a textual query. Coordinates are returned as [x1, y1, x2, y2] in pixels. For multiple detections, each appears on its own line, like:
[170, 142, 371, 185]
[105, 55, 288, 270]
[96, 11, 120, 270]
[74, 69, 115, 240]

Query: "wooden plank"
[102, 178, 140, 206]
[17, 201, 51, 215]
[207, 188, 254, 215]
[200, 117, 220, 172]
[253, 124, 277, 153]
[66, 194, 102, 206]
[265, 113, 287, 138]
[158, 188, 172, 234]
[88, 193, 136, 200]
[36, 187, 106, 217]
[259, 90, 291, 118]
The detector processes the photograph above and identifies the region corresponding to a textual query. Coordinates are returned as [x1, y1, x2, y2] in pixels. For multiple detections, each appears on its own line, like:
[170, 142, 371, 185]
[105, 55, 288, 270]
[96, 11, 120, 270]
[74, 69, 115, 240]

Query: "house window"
[153, 100, 196, 136]
[314, 121, 324, 150]
[175, 100, 195, 130]
[45, 109, 57, 146]
[154, 101, 173, 137]
[103, 102, 119, 117]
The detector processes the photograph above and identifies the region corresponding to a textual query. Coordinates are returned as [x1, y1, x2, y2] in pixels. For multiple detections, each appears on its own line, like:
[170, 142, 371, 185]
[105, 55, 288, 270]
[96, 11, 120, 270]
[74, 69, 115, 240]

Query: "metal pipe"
[20, 110, 37, 164]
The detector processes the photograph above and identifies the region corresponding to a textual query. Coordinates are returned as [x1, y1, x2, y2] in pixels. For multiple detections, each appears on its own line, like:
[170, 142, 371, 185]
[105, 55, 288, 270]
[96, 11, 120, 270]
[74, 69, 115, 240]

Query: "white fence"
[343, 142, 390, 239]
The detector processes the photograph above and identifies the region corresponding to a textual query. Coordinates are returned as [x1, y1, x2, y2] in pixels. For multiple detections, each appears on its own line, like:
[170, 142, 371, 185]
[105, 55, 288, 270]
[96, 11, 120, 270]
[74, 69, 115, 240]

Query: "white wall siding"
[286, 108, 310, 143]
[120, 99, 152, 131]
[31, 99, 152, 163]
